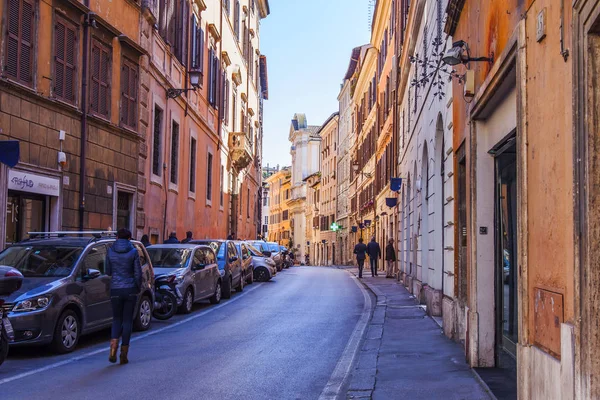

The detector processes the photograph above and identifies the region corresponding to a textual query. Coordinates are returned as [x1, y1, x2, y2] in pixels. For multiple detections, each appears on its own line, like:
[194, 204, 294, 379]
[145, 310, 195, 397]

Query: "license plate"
[2, 318, 14, 342]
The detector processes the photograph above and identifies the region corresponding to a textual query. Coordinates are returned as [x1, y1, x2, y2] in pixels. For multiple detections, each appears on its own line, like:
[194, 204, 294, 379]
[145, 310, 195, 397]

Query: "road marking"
[0, 283, 263, 386]
[318, 271, 374, 400]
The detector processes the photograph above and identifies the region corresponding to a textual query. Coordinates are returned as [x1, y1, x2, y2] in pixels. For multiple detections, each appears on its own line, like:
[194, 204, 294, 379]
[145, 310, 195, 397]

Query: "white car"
[247, 243, 276, 281]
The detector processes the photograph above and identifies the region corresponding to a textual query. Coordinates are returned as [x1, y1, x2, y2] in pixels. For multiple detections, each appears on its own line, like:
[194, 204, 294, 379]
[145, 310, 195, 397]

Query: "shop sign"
[8, 170, 60, 197]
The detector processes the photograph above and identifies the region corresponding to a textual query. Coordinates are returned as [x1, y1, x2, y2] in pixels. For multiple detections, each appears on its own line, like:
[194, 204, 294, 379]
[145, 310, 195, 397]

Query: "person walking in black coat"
[106, 228, 142, 365]
[181, 231, 193, 243]
[367, 236, 381, 277]
[385, 238, 396, 277]
[353, 238, 368, 278]
[164, 232, 179, 244]
[140, 234, 151, 248]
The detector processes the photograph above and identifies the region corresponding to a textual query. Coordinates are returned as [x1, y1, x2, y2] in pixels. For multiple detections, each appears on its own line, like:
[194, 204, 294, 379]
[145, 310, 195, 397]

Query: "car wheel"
[255, 267, 269, 282]
[236, 272, 244, 292]
[179, 288, 194, 314]
[52, 310, 80, 353]
[134, 295, 152, 331]
[209, 281, 222, 304]
[222, 276, 232, 299]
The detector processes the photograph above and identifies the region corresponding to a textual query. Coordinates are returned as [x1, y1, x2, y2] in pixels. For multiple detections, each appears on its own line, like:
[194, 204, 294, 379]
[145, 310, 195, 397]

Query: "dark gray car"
[0, 235, 154, 353]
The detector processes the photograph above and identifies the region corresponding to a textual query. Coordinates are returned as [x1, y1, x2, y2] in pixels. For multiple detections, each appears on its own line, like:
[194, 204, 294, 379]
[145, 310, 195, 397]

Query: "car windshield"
[0, 245, 83, 277]
[269, 243, 279, 252]
[247, 244, 264, 257]
[147, 248, 191, 269]
[195, 241, 224, 260]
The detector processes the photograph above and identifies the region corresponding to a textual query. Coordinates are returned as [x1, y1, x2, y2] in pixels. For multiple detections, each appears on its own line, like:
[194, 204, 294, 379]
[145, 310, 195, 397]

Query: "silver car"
[146, 244, 222, 314]
[246, 243, 276, 282]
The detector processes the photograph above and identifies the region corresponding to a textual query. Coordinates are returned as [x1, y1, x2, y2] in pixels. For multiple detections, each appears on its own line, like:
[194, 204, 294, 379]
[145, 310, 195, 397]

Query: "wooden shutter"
[54, 16, 77, 103]
[121, 59, 138, 129]
[5, 0, 35, 85]
[175, 0, 189, 66]
[224, 79, 229, 125]
[167, 0, 176, 46]
[90, 40, 110, 118]
[207, 48, 214, 104]
[198, 28, 205, 74]
[191, 16, 197, 69]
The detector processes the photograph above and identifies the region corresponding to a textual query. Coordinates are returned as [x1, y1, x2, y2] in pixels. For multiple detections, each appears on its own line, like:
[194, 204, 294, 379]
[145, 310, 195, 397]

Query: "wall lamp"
[352, 161, 372, 178]
[167, 70, 202, 99]
[442, 40, 494, 66]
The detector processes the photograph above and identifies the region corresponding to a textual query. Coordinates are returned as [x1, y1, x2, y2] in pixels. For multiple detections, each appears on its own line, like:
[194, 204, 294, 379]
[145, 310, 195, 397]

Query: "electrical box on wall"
[464, 70, 475, 98]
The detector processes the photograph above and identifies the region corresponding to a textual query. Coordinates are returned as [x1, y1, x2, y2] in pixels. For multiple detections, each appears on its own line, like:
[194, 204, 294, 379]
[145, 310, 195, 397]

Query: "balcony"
[229, 132, 253, 170]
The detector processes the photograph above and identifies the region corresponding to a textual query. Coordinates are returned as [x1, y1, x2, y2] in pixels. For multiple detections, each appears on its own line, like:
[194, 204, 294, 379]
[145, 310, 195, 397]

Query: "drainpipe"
[79, 4, 91, 231]
[440, 133, 445, 297]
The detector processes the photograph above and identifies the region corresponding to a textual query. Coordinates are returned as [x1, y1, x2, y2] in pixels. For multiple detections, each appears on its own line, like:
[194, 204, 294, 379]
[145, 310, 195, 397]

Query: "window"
[54, 15, 77, 103]
[120, 58, 138, 130]
[264, 216, 268, 224]
[263, 196, 268, 206]
[220, 165, 224, 207]
[223, 0, 230, 14]
[174, 0, 189, 66]
[82, 245, 107, 275]
[191, 15, 204, 76]
[90, 40, 111, 118]
[234, 1, 240, 40]
[5, 0, 35, 86]
[152, 105, 163, 176]
[207, 152, 213, 201]
[170, 121, 179, 184]
[189, 137, 197, 193]
[283, 210, 289, 220]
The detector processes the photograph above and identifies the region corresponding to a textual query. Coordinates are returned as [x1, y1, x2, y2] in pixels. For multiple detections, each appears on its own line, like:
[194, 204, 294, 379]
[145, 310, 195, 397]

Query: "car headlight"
[13, 296, 52, 312]
[175, 275, 185, 285]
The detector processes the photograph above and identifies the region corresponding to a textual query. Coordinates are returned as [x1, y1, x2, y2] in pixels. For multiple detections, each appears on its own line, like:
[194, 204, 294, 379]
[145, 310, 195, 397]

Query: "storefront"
[1, 167, 61, 248]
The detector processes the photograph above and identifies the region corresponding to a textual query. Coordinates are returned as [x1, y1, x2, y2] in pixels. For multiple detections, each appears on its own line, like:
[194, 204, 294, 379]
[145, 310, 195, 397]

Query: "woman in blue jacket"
[105, 228, 142, 364]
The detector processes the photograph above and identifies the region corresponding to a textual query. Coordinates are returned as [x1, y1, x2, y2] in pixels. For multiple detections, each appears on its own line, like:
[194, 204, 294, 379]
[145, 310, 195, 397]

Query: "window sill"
[168, 183, 179, 194]
[188, 192, 196, 201]
[205, 199, 212, 208]
[150, 175, 163, 187]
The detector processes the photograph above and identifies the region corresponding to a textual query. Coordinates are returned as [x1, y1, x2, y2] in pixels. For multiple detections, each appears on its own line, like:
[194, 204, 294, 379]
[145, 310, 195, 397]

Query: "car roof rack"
[27, 231, 117, 240]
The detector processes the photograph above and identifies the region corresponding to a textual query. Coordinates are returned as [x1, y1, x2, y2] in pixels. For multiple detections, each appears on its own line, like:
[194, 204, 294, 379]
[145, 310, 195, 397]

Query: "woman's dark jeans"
[110, 288, 137, 346]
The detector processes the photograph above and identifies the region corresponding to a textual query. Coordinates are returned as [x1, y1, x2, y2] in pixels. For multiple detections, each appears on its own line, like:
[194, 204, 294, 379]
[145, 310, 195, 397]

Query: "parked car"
[0, 233, 154, 353]
[233, 241, 254, 286]
[189, 240, 243, 298]
[246, 243, 276, 282]
[267, 242, 284, 271]
[146, 244, 222, 314]
[248, 241, 281, 272]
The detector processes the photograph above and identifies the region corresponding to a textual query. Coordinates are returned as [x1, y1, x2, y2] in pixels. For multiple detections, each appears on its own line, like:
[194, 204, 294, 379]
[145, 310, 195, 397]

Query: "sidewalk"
[338, 266, 493, 400]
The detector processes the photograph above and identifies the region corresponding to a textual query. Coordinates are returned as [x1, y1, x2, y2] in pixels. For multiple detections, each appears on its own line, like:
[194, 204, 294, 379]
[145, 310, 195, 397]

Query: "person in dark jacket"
[140, 234, 151, 248]
[106, 228, 142, 365]
[181, 231, 193, 243]
[227, 232, 235, 240]
[385, 238, 396, 277]
[367, 237, 381, 277]
[353, 238, 368, 278]
[164, 232, 179, 244]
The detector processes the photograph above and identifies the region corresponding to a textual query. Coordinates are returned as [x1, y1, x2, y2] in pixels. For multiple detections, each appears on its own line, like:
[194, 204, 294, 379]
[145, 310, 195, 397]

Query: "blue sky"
[260, 0, 371, 169]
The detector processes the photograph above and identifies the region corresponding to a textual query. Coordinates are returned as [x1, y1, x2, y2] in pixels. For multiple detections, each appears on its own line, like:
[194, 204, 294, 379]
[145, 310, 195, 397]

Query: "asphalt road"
[0, 267, 367, 400]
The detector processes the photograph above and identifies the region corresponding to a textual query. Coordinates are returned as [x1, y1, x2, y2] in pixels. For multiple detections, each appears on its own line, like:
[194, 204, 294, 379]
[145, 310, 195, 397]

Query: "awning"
[0, 140, 19, 168]
[386, 198, 398, 208]
[390, 178, 403, 192]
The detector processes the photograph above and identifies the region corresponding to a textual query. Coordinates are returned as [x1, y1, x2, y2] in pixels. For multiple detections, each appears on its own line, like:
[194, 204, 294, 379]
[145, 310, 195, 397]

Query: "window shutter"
[178, 0, 189, 66]
[54, 21, 66, 99]
[129, 67, 138, 128]
[207, 48, 214, 104]
[90, 44, 100, 113]
[6, 0, 34, 85]
[224, 79, 229, 125]
[99, 47, 110, 117]
[199, 28, 205, 74]
[65, 25, 76, 101]
[167, 0, 176, 46]
[191, 16, 197, 69]
[120, 64, 129, 124]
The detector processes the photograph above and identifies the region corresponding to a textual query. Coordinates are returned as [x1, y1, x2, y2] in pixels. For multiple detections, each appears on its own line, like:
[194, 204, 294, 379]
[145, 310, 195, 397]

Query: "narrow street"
[0, 267, 366, 400]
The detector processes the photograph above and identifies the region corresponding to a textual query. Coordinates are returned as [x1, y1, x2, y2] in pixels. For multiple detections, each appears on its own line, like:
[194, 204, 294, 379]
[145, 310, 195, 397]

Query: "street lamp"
[442, 40, 494, 66]
[167, 70, 203, 99]
[352, 161, 372, 178]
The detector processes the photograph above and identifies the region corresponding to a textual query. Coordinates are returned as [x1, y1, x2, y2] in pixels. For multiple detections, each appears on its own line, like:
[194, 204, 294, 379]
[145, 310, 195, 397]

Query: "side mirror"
[193, 264, 206, 270]
[85, 268, 101, 280]
[262, 251, 271, 257]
